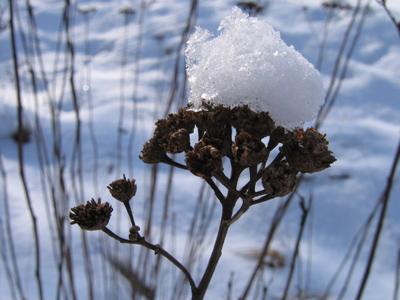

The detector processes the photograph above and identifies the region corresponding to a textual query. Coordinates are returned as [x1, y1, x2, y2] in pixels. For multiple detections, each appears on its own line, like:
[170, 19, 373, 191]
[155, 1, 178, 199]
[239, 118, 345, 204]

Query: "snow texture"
[186, 7, 325, 130]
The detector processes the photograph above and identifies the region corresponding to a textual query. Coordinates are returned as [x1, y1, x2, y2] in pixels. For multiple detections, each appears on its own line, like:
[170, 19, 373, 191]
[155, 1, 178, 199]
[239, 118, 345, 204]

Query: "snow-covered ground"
[0, 0, 399, 299]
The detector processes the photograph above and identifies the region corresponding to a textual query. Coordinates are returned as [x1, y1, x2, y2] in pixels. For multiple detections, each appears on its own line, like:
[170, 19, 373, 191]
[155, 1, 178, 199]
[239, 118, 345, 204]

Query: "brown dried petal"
[262, 162, 298, 197]
[108, 175, 137, 203]
[280, 127, 336, 173]
[232, 131, 269, 166]
[200, 127, 232, 157]
[70, 198, 113, 231]
[230, 106, 275, 139]
[185, 144, 223, 178]
[164, 128, 191, 154]
[140, 137, 167, 164]
[141, 107, 195, 163]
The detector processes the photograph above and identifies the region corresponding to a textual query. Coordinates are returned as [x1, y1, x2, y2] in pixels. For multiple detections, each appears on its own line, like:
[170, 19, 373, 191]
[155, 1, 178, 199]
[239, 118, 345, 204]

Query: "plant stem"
[193, 211, 231, 300]
[101, 227, 198, 294]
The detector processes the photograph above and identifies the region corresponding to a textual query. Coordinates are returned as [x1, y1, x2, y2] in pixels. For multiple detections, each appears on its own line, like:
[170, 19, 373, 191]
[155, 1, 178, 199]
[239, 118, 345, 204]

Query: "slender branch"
[214, 171, 245, 200]
[205, 177, 225, 204]
[123, 202, 136, 228]
[282, 196, 311, 300]
[248, 165, 257, 194]
[9, 1, 44, 299]
[376, 0, 400, 40]
[355, 137, 400, 300]
[101, 227, 198, 294]
[240, 191, 296, 299]
[194, 216, 231, 300]
[251, 194, 275, 206]
[161, 155, 188, 170]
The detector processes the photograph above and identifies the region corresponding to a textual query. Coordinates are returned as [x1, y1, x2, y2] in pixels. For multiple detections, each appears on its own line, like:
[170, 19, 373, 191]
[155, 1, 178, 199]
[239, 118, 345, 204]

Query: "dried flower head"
[280, 127, 336, 173]
[230, 106, 275, 139]
[164, 128, 192, 154]
[262, 162, 298, 197]
[108, 175, 137, 203]
[185, 142, 223, 178]
[232, 131, 269, 166]
[70, 198, 113, 231]
[140, 137, 168, 164]
[140, 108, 195, 163]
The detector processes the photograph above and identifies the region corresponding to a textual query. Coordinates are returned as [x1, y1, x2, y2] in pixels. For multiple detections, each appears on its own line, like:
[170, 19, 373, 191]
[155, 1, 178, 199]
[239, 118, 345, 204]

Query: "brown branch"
[193, 216, 230, 300]
[9, 1, 44, 299]
[101, 227, 198, 294]
[355, 137, 400, 300]
[282, 196, 311, 299]
[376, 0, 400, 40]
[205, 177, 225, 204]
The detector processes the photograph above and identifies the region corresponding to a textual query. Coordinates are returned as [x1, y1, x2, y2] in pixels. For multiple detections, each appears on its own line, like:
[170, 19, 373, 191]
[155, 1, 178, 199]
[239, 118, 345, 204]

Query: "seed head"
[70, 198, 113, 231]
[185, 142, 223, 178]
[280, 127, 336, 173]
[108, 175, 137, 203]
[232, 131, 269, 166]
[262, 162, 298, 197]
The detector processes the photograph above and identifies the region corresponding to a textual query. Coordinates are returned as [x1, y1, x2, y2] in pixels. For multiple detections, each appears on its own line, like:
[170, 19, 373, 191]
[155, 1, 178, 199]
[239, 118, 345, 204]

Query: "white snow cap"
[185, 7, 325, 130]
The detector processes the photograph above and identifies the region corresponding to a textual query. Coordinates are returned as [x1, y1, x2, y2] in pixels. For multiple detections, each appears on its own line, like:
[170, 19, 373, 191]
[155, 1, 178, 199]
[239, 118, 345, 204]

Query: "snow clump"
[185, 7, 325, 130]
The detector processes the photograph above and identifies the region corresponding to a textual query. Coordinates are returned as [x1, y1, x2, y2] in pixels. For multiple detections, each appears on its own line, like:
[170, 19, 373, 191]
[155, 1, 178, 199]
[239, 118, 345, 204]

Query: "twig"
[282, 196, 311, 300]
[376, 0, 400, 40]
[9, 0, 44, 298]
[101, 227, 198, 294]
[316, 0, 363, 129]
[240, 189, 297, 299]
[355, 137, 400, 300]
[194, 216, 231, 300]
[0, 153, 25, 299]
[394, 240, 400, 300]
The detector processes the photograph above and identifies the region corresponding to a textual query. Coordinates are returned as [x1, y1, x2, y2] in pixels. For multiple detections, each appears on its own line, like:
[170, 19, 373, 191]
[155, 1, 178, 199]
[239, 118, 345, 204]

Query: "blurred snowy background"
[0, 0, 399, 299]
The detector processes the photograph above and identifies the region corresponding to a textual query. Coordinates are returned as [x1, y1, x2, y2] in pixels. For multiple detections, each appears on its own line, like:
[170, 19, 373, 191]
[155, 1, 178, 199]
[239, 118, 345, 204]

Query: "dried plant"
[70, 102, 336, 299]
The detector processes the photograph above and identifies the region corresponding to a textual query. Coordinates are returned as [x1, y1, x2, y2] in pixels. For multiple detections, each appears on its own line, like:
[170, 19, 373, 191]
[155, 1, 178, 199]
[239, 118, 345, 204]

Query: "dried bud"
[262, 162, 298, 197]
[280, 127, 336, 173]
[232, 131, 269, 166]
[70, 198, 113, 231]
[129, 225, 141, 241]
[164, 128, 191, 154]
[230, 106, 275, 139]
[141, 107, 195, 163]
[185, 142, 223, 178]
[140, 137, 167, 164]
[200, 127, 232, 157]
[192, 102, 230, 132]
[108, 175, 137, 203]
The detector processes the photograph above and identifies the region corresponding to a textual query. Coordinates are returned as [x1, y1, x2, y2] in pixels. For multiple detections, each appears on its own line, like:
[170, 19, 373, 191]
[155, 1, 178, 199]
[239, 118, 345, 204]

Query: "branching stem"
[101, 227, 198, 294]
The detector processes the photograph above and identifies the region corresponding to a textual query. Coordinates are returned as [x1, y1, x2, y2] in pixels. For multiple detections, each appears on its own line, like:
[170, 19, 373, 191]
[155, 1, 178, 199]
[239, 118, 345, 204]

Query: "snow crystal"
[185, 7, 325, 130]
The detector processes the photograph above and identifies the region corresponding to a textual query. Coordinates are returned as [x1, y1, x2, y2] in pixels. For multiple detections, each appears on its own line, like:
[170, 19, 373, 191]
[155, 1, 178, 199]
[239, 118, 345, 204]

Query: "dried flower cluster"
[69, 101, 336, 300]
[140, 102, 336, 207]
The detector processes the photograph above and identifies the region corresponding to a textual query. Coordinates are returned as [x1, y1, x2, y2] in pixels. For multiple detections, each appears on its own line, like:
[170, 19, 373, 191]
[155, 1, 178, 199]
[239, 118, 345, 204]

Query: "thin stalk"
[9, 0, 44, 298]
[116, 9, 133, 177]
[240, 187, 298, 300]
[355, 137, 400, 300]
[101, 227, 197, 294]
[282, 197, 311, 300]
[127, 0, 145, 176]
[163, 0, 198, 116]
[376, 0, 400, 40]
[315, 0, 362, 129]
[0, 153, 24, 300]
[394, 241, 400, 300]
[193, 214, 231, 300]
[63, 1, 87, 299]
